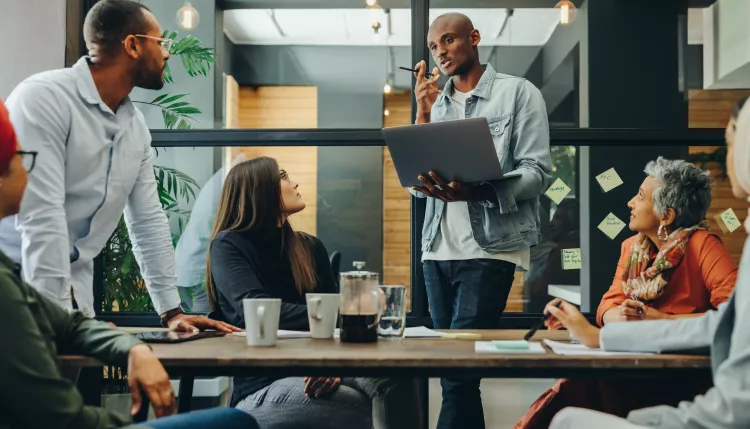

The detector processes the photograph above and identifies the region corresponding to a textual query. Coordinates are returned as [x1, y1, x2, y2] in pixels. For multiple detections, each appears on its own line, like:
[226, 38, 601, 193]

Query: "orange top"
[596, 230, 737, 327]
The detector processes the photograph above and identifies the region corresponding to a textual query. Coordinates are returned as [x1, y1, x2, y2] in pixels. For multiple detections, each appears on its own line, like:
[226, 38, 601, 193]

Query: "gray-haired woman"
[543, 96, 750, 429]
[516, 157, 737, 429]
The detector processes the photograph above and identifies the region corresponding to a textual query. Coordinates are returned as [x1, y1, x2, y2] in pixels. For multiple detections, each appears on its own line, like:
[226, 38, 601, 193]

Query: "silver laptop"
[382, 117, 520, 188]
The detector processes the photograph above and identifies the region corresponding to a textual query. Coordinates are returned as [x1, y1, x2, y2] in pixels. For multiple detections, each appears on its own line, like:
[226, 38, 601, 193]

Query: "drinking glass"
[378, 286, 407, 337]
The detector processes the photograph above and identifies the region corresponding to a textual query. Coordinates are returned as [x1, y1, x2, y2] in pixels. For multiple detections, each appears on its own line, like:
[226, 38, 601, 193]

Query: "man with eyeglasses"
[0, 0, 237, 334]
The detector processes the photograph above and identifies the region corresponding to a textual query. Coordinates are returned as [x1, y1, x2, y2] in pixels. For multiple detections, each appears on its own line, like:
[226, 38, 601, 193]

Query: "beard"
[134, 60, 165, 90]
[449, 58, 473, 77]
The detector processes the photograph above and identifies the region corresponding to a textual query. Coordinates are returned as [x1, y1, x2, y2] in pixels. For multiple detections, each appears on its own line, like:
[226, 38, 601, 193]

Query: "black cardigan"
[208, 227, 337, 404]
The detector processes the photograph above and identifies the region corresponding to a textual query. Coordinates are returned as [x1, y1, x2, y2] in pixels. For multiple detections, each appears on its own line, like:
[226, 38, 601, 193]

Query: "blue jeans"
[134, 408, 258, 429]
[423, 259, 516, 429]
[236, 377, 421, 429]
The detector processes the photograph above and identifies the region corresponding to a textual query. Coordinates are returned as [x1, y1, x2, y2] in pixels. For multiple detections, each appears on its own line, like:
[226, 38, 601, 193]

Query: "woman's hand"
[620, 300, 671, 321]
[304, 377, 341, 398]
[544, 299, 600, 349]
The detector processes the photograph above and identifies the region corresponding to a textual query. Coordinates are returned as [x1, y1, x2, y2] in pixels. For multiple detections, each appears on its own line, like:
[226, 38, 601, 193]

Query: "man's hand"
[166, 313, 240, 333]
[411, 171, 483, 202]
[304, 377, 341, 398]
[413, 60, 440, 124]
[128, 344, 175, 418]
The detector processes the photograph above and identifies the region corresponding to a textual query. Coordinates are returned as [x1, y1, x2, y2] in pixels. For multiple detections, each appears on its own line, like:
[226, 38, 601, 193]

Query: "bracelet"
[160, 307, 185, 328]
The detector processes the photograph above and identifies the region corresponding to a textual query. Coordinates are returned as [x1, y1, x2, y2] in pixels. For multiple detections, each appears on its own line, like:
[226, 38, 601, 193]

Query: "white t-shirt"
[422, 89, 530, 270]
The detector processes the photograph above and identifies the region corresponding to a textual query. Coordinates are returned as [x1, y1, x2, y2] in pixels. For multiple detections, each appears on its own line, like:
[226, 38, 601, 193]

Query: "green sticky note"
[598, 212, 626, 240]
[544, 178, 572, 205]
[715, 208, 742, 233]
[491, 340, 530, 350]
[596, 168, 624, 193]
[561, 248, 582, 270]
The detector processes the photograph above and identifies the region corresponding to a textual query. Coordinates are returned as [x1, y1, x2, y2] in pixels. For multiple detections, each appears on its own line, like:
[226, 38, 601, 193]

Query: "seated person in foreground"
[516, 157, 737, 429]
[0, 99, 258, 429]
[206, 156, 422, 429]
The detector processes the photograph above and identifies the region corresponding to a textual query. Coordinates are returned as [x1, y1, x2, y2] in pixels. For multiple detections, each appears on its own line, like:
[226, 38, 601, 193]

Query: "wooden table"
[60, 329, 710, 417]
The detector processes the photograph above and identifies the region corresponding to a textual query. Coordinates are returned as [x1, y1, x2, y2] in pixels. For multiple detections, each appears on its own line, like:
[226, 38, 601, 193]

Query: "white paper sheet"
[475, 341, 546, 354]
[403, 326, 445, 338]
[232, 330, 313, 338]
[543, 339, 656, 356]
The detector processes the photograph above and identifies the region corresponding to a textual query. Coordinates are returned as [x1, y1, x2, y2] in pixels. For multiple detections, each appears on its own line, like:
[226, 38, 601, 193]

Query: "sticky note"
[595, 168, 624, 193]
[545, 178, 572, 204]
[561, 248, 582, 270]
[491, 340, 530, 350]
[442, 333, 482, 340]
[598, 213, 626, 240]
[714, 208, 743, 233]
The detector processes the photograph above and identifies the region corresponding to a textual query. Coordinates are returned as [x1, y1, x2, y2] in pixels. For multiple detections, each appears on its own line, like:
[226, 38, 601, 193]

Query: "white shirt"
[0, 57, 180, 317]
[422, 89, 530, 270]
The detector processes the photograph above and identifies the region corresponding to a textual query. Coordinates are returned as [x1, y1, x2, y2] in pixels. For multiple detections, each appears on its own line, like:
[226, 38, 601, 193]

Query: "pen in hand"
[523, 300, 563, 341]
[399, 66, 434, 79]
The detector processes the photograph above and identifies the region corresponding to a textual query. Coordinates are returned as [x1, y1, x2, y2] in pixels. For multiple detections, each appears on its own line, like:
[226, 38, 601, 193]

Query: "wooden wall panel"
[232, 86, 318, 236]
[688, 89, 750, 264]
[383, 91, 413, 307]
[238, 86, 317, 129]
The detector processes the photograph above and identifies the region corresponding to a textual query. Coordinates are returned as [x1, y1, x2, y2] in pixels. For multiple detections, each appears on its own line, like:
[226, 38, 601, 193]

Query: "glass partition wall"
[96, 129, 730, 327]
[65, 0, 740, 327]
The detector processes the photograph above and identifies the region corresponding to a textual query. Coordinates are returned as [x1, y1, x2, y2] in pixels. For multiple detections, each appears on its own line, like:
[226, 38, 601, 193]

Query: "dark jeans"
[134, 408, 258, 429]
[423, 259, 516, 429]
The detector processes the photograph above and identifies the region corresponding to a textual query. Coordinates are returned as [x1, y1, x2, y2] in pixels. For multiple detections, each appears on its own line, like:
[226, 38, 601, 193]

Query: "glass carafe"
[339, 262, 382, 343]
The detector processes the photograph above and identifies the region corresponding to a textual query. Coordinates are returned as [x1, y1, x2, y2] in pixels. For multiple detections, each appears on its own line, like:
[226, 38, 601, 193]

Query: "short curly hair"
[644, 157, 712, 229]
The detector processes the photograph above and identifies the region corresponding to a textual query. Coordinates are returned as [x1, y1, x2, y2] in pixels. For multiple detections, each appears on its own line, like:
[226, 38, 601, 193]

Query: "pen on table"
[398, 66, 433, 79]
[523, 301, 563, 342]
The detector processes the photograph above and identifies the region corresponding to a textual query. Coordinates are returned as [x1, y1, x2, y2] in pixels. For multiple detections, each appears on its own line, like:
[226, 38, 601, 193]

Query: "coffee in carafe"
[339, 262, 382, 343]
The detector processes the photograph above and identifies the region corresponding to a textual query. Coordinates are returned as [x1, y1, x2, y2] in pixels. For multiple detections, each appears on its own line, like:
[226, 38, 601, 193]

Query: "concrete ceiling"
[225, 8, 561, 46]
[221, 0, 586, 9]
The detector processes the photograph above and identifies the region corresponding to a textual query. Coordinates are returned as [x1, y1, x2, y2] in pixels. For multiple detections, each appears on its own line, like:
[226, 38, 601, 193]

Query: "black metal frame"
[146, 128, 725, 147]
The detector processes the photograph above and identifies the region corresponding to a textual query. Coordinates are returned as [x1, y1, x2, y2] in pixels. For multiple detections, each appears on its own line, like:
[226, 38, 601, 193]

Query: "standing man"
[0, 0, 237, 333]
[411, 13, 552, 429]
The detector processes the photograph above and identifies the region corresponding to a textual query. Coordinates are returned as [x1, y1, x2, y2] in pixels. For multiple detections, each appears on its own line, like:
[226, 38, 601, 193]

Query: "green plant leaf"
[151, 93, 169, 104]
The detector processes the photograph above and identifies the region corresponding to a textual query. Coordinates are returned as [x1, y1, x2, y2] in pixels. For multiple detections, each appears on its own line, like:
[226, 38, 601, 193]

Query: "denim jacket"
[415, 64, 552, 253]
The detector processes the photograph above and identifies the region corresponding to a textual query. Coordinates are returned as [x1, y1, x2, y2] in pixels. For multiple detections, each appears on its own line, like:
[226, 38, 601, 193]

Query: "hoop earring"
[657, 225, 669, 242]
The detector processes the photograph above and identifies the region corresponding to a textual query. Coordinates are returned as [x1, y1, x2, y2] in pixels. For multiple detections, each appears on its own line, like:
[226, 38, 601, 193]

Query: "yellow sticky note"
[561, 248, 582, 270]
[598, 212, 626, 240]
[545, 178, 572, 204]
[595, 168, 624, 193]
[714, 208, 743, 233]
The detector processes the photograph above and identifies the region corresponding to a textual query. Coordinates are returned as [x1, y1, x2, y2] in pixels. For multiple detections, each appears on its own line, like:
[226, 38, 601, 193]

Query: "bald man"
[410, 13, 552, 429]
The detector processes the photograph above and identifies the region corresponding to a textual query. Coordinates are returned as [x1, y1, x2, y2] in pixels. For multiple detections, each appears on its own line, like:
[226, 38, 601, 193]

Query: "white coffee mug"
[306, 293, 340, 339]
[243, 298, 281, 346]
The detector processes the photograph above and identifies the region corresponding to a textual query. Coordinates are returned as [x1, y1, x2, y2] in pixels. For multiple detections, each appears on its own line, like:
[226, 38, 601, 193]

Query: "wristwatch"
[160, 307, 185, 328]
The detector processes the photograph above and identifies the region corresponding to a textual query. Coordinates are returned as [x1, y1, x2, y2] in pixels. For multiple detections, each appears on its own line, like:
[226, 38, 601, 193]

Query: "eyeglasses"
[133, 34, 174, 52]
[17, 151, 37, 173]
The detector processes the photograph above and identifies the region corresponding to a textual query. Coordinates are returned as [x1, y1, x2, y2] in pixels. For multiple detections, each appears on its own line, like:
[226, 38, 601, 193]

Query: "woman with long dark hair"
[207, 156, 421, 429]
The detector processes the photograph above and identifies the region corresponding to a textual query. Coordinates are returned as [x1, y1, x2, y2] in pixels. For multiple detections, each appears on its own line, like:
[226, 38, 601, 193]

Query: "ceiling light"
[176, 1, 200, 30]
[554, 0, 577, 25]
[384, 109, 390, 116]
[383, 81, 392, 94]
[365, 0, 378, 6]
